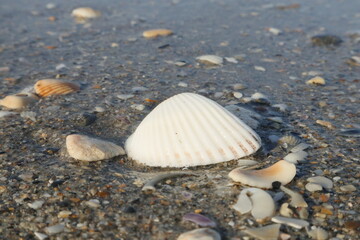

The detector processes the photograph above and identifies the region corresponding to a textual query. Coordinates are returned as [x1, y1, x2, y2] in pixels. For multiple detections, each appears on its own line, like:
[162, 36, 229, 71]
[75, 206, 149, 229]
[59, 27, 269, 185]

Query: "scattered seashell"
[272, 216, 309, 229]
[28, 200, 44, 210]
[236, 159, 259, 168]
[34, 232, 48, 240]
[125, 93, 261, 167]
[183, 213, 216, 228]
[71, 7, 101, 19]
[272, 103, 288, 112]
[251, 92, 269, 104]
[45, 223, 65, 235]
[268, 27, 282, 35]
[142, 172, 194, 192]
[225, 57, 238, 63]
[307, 176, 333, 190]
[284, 150, 308, 164]
[305, 183, 323, 192]
[254, 66, 266, 72]
[278, 135, 301, 149]
[66, 134, 125, 161]
[229, 160, 296, 189]
[58, 210, 72, 218]
[196, 55, 223, 65]
[290, 143, 310, 153]
[0, 111, 16, 119]
[316, 120, 335, 129]
[117, 94, 135, 100]
[307, 227, 329, 240]
[243, 224, 281, 240]
[0, 93, 38, 109]
[34, 79, 80, 97]
[233, 92, 243, 99]
[85, 199, 101, 208]
[131, 104, 145, 111]
[346, 56, 360, 66]
[143, 29, 173, 38]
[339, 184, 356, 192]
[280, 186, 308, 207]
[233, 188, 275, 221]
[177, 228, 221, 240]
[306, 76, 326, 85]
[267, 117, 283, 123]
[178, 82, 188, 87]
[280, 203, 294, 217]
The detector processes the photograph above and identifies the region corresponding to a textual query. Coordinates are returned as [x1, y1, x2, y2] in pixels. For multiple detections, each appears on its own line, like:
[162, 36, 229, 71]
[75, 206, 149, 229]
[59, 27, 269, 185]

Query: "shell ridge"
[192, 94, 251, 157]
[186, 94, 234, 162]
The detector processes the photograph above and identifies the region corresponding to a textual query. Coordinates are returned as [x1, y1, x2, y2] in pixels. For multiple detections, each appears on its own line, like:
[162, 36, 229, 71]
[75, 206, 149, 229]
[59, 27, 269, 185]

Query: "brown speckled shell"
[34, 79, 80, 97]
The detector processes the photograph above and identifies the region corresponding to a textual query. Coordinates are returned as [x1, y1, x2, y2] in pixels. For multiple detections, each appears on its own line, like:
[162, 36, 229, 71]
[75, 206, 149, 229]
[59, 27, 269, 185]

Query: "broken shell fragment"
[177, 228, 221, 240]
[307, 227, 329, 240]
[307, 176, 333, 190]
[280, 186, 308, 207]
[243, 224, 281, 240]
[71, 7, 101, 19]
[284, 151, 308, 164]
[306, 76, 326, 85]
[229, 160, 296, 189]
[143, 29, 173, 38]
[196, 55, 223, 65]
[271, 216, 309, 229]
[125, 93, 261, 167]
[182, 213, 216, 228]
[66, 134, 125, 161]
[0, 93, 38, 109]
[233, 188, 275, 221]
[34, 79, 80, 97]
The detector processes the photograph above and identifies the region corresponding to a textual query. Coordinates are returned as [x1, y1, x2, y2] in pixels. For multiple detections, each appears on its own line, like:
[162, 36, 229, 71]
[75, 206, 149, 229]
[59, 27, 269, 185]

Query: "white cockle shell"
[125, 92, 261, 167]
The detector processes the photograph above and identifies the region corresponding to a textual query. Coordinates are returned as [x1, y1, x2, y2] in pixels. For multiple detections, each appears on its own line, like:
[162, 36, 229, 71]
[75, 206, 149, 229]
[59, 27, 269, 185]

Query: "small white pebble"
[305, 182, 323, 192]
[85, 199, 101, 208]
[34, 232, 48, 240]
[225, 57, 238, 63]
[214, 92, 223, 98]
[117, 94, 134, 100]
[94, 106, 105, 113]
[233, 83, 246, 90]
[178, 82, 188, 87]
[131, 104, 145, 111]
[45, 224, 65, 235]
[233, 92, 243, 99]
[254, 66, 266, 71]
[268, 27, 282, 35]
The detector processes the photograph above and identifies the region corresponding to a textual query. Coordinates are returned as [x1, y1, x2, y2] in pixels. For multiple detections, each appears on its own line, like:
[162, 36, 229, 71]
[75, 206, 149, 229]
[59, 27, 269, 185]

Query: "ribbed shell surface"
[125, 92, 261, 167]
[34, 79, 80, 97]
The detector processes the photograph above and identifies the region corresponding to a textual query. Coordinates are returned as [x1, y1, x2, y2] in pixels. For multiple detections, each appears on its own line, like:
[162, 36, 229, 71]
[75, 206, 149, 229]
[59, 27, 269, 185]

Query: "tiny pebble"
[225, 57, 238, 63]
[94, 106, 105, 113]
[339, 184, 356, 192]
[268, 27, 282, 35]
[132, 86, 148, 92]
[233, 83, 246, 90]
[307, 176, 333, 190]
[214, 92, 223, 98]
[117, 94, 135, 100]
[196, 55, 223, 65]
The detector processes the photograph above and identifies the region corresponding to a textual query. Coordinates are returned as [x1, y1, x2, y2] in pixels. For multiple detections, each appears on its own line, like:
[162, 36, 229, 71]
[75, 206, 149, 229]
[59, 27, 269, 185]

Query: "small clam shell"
[34, 79, 80, 97]
[278, 135, 301, 148]
[290, 143, 310, 152]
[125, 93, 261, 167]
[243, 224, 281, 240]
[0, 93, 38, 109]
[196, 55, 223, 65]
[233, 188, 275, 221]
[66, 134, 125, 161]
[143, 29, 173, 38]
[177, 228, 221, 240]
[307, 227, 329, 240]
[229, 160, 296, 189]
[71, 7, 101, 19]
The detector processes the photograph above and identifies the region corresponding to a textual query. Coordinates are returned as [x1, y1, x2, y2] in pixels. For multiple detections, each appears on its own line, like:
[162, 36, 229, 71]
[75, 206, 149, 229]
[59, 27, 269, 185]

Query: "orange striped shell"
[34, 79, 80, 97]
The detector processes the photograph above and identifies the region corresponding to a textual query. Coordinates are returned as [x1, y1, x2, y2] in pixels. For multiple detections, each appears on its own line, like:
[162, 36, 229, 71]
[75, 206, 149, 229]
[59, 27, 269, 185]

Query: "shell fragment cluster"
[125, 92, 261, 167]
